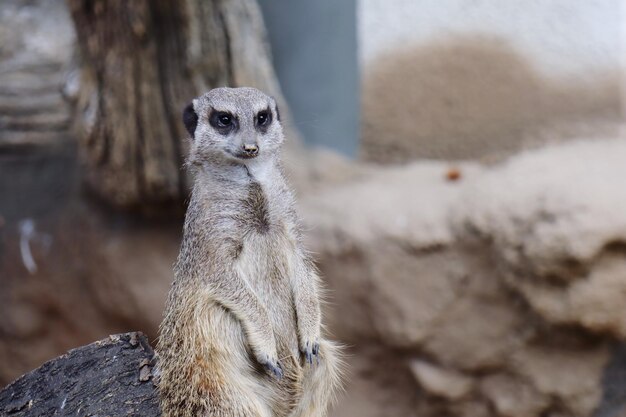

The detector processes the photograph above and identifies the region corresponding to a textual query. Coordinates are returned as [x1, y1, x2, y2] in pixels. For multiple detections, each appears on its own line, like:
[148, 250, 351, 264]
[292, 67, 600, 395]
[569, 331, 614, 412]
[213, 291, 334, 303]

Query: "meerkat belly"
[235, 232, 300, 358]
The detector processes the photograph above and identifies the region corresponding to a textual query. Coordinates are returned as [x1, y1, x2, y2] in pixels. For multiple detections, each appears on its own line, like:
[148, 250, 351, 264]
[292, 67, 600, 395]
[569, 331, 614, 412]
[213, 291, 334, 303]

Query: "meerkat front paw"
[298, 316, 321, 365]
[249, 332, 282, 378]
[300, 339, 320, 366]
[256, 351, 283, 379]
[264, 359, 284, 379]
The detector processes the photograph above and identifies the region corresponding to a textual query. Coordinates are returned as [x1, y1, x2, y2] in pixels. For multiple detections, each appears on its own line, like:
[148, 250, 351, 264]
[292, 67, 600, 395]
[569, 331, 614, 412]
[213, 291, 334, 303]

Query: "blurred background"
[1, 0, 625, 416]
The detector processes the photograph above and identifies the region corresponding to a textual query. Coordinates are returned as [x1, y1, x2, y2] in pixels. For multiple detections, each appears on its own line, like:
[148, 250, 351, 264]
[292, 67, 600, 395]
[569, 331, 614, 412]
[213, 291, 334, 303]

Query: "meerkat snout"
[242, 143, 259, 156]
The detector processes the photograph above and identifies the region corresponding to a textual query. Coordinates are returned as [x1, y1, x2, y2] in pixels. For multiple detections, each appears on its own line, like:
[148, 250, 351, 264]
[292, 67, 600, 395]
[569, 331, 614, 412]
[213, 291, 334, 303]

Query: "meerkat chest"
[235, 177, 300, 342]
[236, 229, 298, 304]
[237, 178, 298, 290]
[236, 224, 300, 346]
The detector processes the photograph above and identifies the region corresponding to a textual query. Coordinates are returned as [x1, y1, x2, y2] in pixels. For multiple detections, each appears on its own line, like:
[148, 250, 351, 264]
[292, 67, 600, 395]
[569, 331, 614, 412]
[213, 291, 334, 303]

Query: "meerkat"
[157, 87, 343, 417]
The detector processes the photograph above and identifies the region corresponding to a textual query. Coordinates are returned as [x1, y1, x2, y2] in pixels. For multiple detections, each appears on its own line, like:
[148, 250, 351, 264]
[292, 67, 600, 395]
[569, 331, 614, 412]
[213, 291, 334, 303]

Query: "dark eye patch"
[209, 109, 238, 134]
[255, 107, 273, 132]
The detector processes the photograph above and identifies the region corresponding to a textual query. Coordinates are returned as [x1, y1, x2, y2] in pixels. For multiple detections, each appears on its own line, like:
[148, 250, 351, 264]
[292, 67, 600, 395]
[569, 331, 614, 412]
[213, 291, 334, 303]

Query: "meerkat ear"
[182, 101, 198, 139]
[271, 96, 281, 122]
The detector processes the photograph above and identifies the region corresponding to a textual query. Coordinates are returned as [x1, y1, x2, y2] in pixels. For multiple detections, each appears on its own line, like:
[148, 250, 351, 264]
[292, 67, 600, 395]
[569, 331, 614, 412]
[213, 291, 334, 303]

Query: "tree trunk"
[0, 332, 160, 416]
[66, 0, 283, 211]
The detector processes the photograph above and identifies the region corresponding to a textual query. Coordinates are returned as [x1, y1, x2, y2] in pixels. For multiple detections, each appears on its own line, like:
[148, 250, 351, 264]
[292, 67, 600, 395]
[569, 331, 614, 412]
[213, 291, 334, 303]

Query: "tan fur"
[157, 87, 343, 417]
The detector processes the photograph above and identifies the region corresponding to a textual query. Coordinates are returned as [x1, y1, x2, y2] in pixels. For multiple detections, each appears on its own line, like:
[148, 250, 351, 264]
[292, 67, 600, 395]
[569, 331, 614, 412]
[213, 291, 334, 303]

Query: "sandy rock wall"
[360, 36, 622, 163]
[302, 138, 626, 417]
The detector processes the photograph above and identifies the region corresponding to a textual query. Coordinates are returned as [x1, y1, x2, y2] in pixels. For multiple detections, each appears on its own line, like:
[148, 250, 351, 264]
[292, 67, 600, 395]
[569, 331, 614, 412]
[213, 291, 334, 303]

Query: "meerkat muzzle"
[242, 143, 259, 156]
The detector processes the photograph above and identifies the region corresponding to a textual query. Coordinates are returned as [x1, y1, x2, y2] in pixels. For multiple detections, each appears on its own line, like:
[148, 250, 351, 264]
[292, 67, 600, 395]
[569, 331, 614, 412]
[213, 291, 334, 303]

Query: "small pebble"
[445, 167, 462, 182]
[139, 365, 151, 382]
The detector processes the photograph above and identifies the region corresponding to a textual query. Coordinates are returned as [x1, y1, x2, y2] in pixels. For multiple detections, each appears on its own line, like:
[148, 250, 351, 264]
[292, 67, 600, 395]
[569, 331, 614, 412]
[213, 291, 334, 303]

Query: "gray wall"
[257, 0, 359, 157]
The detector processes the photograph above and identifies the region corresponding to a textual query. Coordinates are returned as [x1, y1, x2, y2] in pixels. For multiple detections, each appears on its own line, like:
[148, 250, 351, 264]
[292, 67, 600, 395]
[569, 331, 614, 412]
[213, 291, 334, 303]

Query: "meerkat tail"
[288, 340, 345, 417]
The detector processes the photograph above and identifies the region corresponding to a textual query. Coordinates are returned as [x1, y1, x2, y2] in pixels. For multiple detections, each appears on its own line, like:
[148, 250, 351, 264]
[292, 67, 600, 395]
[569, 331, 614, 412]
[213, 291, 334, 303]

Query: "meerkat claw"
[302, 341, 313, 365]
[312, 342, 321, 365]
[313, 342, 320, 365]
[264, 361, 283, 379]
[302, 341, 320, 366]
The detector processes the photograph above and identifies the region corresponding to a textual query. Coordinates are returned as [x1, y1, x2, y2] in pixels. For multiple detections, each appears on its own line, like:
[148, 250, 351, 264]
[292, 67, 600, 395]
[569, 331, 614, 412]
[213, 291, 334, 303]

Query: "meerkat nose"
[242, 143, 259, 156]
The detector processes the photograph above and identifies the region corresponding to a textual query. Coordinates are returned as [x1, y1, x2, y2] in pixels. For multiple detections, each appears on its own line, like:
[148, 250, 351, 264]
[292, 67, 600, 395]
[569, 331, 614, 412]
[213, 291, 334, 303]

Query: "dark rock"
[0, 332, 161, 416]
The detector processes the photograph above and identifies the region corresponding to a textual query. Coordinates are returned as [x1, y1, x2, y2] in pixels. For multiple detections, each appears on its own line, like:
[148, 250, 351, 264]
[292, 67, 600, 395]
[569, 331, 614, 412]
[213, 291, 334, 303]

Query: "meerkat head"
[182, 87, 283, 167]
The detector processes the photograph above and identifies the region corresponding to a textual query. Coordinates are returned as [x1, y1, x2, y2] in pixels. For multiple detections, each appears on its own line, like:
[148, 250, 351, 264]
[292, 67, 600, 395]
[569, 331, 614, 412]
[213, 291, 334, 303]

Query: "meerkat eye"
[209, 110, 236, 133]
[217, 113, 232, 126]
[257, 111, 269, 125]
[255, 108, 272, 130]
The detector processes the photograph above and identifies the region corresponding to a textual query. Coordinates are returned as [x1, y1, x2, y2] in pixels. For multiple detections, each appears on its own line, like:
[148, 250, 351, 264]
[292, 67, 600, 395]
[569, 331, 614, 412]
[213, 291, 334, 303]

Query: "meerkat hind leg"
[182, 304, 273, 417]
[204, 305, 275, 417]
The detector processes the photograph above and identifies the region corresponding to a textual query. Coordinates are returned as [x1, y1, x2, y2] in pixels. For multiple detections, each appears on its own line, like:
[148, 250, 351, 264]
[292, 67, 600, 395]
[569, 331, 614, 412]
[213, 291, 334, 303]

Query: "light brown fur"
[157, 87, 343, 417]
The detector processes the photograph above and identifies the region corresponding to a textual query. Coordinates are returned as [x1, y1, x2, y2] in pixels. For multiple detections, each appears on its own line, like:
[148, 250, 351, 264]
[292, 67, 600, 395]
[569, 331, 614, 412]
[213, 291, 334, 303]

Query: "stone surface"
[454, 139, 626, 336]
[513, 344, 609, 416]
[302, 138, 626, 417]
[479, 373, 548, 417]
[409, 360, 473, 400]
[0, 332, 160, 416]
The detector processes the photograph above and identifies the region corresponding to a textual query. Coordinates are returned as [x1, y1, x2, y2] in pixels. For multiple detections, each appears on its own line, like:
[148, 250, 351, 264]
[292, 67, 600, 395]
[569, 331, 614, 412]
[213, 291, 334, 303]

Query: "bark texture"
[0, 0, 74, 150]
[66, 0, 283, 210]
[0, 332, 160, 416]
